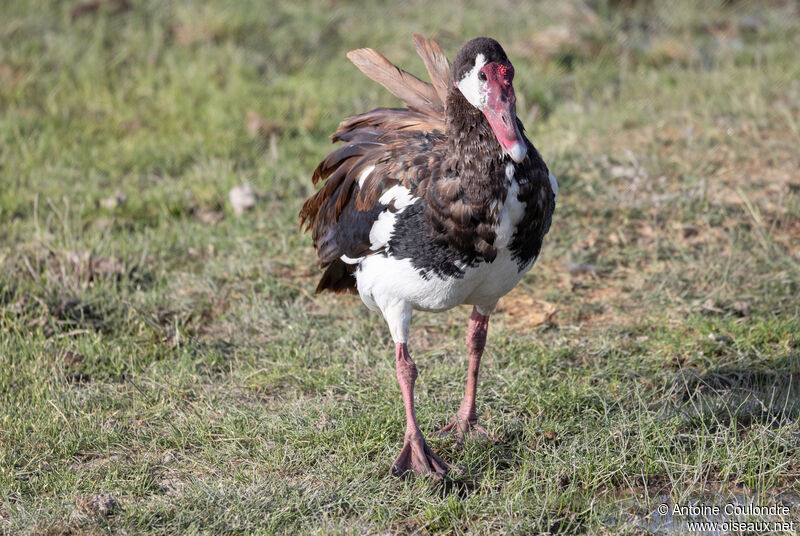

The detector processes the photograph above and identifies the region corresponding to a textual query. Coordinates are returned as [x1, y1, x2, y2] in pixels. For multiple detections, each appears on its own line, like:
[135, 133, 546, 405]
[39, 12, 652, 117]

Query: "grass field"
[1, 0, 799, 534]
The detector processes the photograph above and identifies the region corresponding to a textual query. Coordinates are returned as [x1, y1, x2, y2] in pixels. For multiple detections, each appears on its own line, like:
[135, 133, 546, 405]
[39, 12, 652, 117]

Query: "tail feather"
[346, 48, 444, 120]
[412, 34, 452, 106]
[315, 258, 357, 294]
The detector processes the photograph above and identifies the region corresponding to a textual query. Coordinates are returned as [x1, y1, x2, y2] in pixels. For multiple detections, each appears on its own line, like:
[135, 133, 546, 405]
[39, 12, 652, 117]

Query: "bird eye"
[478, 71, 487, 82]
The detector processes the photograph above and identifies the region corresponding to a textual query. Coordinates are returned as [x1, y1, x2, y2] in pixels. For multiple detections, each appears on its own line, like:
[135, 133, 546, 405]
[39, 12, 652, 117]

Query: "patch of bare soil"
[72, 493, 118, 518]
[496, 292, 558, 328]
[503, 256, 635, 331]
[571, 284, 630, 328]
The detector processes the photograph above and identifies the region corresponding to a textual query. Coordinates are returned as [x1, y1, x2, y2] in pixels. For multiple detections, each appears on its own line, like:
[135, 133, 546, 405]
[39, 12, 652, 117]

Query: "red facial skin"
[480, 62, 526, 161]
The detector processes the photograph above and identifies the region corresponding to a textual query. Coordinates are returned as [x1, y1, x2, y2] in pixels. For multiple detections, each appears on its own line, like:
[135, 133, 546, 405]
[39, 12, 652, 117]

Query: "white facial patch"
[456, 53, 487, 109]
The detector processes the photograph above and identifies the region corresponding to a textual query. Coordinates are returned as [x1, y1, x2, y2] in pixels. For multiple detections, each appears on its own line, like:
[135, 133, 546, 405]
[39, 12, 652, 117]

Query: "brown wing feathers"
[300, 35, 451, 250]
[299, 36, 453, 293]
[333, 108, 442, 143]
[300, 141, 374, 240]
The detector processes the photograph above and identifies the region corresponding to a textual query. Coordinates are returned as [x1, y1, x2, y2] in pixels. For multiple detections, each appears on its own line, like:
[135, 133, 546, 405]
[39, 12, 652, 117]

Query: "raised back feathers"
[346, 48, 442, 120]
[345, 34, 452, 121]
[299, 34, 452, 242]
[412, 34, 452, 110]
[298, 35, 454, 294]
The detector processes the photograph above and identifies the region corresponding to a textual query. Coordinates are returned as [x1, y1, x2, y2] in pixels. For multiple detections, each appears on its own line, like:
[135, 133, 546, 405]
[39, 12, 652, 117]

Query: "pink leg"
[437, 307, 490, 441]
[390, 342, 450, 479]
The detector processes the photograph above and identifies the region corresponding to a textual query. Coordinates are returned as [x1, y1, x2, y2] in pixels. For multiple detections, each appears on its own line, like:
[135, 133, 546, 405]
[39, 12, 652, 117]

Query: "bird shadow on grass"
[435, 352, 800, 497]
[660, 352, 800, 431]
[435, 425, 528, 499]
[436, 476, 476, 499]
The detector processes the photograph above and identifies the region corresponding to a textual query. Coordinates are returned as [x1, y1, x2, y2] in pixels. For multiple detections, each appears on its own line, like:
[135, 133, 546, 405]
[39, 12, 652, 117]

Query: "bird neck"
[444, 89, 507, 189]
[445, 90, 490, 151]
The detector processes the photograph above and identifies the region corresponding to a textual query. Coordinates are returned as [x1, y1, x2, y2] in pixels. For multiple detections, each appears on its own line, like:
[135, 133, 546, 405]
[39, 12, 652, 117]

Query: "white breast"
[354, 161, 533, 316]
